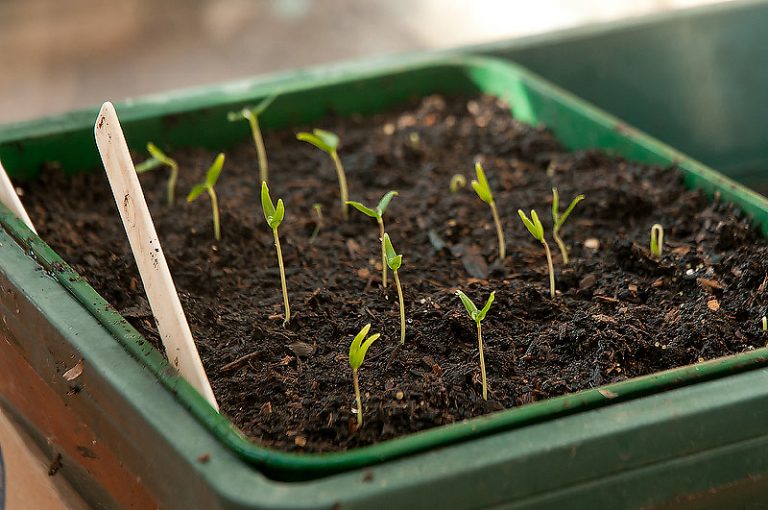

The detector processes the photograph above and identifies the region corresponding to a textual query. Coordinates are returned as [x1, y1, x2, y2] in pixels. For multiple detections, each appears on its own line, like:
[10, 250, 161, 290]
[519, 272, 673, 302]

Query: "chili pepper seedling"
[383, 233, 406, 344]
[297, 129, 350, 219]
[551, 187, 585, 264]
[348, 323, 380, 428]
[261, 182, 291, 325]
[455, 289, 495, 400]
[450, 174, 466, 193]
[471, 163, 506, 260]
[347, 190, 398, 287]
[309, 203, 323, 244]
[135, 142, 180, 205]
[650, 224, 664, 258]
[227, 95, 277, 184]
[762, 316, 767, 331]
[187, 153, 225, 241]
[518, 209, 556, 298]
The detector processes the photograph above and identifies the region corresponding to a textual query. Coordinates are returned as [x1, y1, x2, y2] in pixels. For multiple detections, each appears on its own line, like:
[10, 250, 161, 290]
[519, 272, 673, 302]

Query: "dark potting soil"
[21, 95, 768, 453]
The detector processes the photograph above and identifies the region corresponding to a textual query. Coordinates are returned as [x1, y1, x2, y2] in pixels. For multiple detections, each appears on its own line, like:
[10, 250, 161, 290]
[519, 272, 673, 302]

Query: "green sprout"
[762, 316, 767, 331]
[187, 153, 225, 241]
[227, 95, 277, 184]
[383, 233, 406, 344]
[297, 129, 350, 220]
[518, 209, 556, 298]
[650, 224, 664, 258]
[347, 191, 398, 287]
[455, 290, 495, 400]
[348, 323, 381, 428]
[309, 203, 323, 244]
[471, 163, 506, 261]
[551, 187, 585, 264]
[261, 182, 291, 325]
[450, 174, 466, 193]
[135, 142, 179, 205]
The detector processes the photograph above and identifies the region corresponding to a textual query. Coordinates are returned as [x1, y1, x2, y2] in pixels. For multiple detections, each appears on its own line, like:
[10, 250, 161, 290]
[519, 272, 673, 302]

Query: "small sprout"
[471, 163, 506, 260]
[348, 324, 380, 428]
[551, 187, 585, 264]
[227, 95, 277, 184]
[650, 224, 664, 258]
[261, 182, 290, 325]
[455, 290, 495, 400]
[309, 203, 323, 244]
[450, 174, 466, 193]
[518, 209, 556, 298]
[297, 129, 350, 220]
[135, 142, 179, 205]
[347, 191, 398, 287]
[762, 316, 767, 331]
[383, 233, 406, 344]
[187, 153, 225, 241]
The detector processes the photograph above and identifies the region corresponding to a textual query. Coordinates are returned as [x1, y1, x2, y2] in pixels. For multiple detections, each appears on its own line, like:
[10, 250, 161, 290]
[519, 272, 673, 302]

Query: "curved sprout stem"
[248, 114, 269, 184]
[542, 239, 556, 298]
[478, 321, 487, 400]
[394, 270, 405, 344]
[353, 367, 363, 428]
[331, 151, 349, 220]
[490, 201, 505, 260]
[208, 187, 220, 241]
[553, 228, 569, 264]
[273, 228, 291, 325]
[378, 218, 387, 287]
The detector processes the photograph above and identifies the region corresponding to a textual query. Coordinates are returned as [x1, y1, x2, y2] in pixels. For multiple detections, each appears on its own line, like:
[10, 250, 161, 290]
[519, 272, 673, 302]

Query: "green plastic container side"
[2, 56, 768, 481]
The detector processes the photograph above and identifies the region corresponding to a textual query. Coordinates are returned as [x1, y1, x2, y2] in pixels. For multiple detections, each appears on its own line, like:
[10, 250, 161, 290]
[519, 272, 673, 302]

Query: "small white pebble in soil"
[395, 391, 404, 400]
[382, 123, 395, 135]
[584, 238, 600, 250]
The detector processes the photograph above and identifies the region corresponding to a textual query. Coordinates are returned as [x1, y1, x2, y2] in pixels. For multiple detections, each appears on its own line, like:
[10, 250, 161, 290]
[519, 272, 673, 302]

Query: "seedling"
[227, 95, 277, 184]
[309, 203, 323, 244]
[383, 233, 406, 344]
[187, 153, 225, 241]
[297, 129, 350, 219]
[348, 323, 380, 428]
[551, 187, 585, 264]
[455, 290, 495, 400]
[762, 316, 767, 331]
[650, 224, 664, 258]
[450, 174, 466, 193]
[261, 182, 291, 325]
[135, 142, 180, 205]
[518, 209, 556, 298]
[347, 190, 398, 287]
[471, 163, 506, 260]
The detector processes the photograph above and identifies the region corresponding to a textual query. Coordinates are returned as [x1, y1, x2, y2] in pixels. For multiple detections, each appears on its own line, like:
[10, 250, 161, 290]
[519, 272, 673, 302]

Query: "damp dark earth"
[22, 94, 768, 453]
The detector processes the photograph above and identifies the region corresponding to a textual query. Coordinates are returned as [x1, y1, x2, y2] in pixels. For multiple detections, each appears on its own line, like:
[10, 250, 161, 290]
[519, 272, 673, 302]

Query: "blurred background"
[1, 0, 728, 124]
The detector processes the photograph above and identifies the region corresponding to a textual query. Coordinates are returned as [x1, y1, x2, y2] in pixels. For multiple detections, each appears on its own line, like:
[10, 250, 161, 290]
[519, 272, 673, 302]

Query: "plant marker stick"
[0, 159, 36, 233]
[94, 102, 218, 410]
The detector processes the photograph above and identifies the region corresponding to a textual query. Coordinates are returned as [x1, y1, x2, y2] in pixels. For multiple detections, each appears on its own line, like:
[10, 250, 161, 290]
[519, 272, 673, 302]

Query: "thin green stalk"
[553, 229, 568, 264]
[167, 163, 179, 206]
[273, 228, 291, 325]
[543, 239, 555, 298]
[378, 218, 387, 287]
[490, 202, 505, 260]
[353, 367, 363, 428]
[331, 151, 349, 219]
[248, 113, 268, 184]
[394, 270, 405, 344]
[478, 321, 487, 400]
[208, 187, 220, 241]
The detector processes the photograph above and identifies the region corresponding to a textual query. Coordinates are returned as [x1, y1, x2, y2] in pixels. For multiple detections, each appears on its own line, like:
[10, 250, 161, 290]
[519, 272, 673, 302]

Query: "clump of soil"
[22, 94, 768, 453]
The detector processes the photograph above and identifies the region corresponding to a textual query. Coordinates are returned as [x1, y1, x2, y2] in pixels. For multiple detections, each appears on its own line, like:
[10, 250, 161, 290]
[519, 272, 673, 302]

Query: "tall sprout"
[297, 129, 350, 219]
[135, 142, 179, 205]
[551, 187, 585, 264]
[347, 191, 398, 287]
[227, 95, 277, 184]
[261, 182, 291, 325]
[471, 163, 506, 261]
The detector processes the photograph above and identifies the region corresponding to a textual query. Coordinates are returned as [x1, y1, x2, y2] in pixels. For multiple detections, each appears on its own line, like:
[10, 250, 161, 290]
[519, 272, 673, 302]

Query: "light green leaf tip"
[261, 181, 284, 229]
[518, 209, 544, 242]
[455, 290, 478, 316]
[349, 324, 380, 370]
[186, 183, 207, 203]
[471, 162, 493, 205]
[376, 191, 398, 215]
[206, 153, 225, 187]
[383, 233, 402, 271]
[347, 201, 378, 218]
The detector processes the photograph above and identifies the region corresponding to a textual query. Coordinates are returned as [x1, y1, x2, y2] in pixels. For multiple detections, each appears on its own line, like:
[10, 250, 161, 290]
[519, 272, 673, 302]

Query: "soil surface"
[21, 95, 768, 453]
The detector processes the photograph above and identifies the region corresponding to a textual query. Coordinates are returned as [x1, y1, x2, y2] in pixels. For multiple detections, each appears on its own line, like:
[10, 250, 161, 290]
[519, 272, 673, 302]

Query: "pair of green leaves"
[471, 162, 494, 205]
[519, 209, 544, 242]
[260, 182, 285, 230]
[347, 191, 398, 221]
[348, 323, 380, 371]
[187, 153, 225, 202]
[226, 95, 277, 123]
[456, 290, 495, 324]
[552, 187, 585, 231]
[297, 128, 339, 154]
[136, 142, 177, 174]
[383, 233, 402, 271]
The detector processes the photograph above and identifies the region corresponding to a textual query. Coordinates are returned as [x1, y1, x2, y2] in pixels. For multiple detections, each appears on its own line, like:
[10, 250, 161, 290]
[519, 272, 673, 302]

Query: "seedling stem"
[347, 191, 398, 287]
[228, 95, 276, 184]
[135, 142, 179, 205]
[261, 182, 291, 324]
[471, 163, 505, 260]
[519, 209, 556, 298]
[383, 233, 406, 344]
[650, 224, 664, 258]
[551, 187, 585, 264]
[348, 324, 380, 428]
[186, 153, 225, 241]
[456, 290, 495, 400]
[297, 129, 350, 219]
